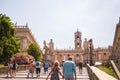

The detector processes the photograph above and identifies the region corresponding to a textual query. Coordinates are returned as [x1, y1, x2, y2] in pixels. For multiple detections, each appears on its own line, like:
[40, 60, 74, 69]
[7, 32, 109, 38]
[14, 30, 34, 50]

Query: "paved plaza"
[0, 67, 89, 80]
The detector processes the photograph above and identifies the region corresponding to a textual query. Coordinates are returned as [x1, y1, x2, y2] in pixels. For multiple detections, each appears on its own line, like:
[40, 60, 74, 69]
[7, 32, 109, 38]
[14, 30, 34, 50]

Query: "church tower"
[74, 29, 82, 50]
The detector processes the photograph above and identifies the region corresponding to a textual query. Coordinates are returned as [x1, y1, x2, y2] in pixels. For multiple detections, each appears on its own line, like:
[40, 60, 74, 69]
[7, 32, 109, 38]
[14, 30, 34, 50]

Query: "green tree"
[27, 42, 42, 61]
[0, 40, 3, 55]
[0, 14, 20, 63]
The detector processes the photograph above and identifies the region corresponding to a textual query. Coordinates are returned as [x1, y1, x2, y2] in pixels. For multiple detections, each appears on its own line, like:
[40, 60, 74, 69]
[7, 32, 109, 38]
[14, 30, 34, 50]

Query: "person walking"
[63, 56, 76, 80]
[12, 61, 18, 77]
[6, 60, 13, 77]
[35, 60, 41, 78]
[46, 61, 64, 80]
[78, 62, 83, 74]
[27, 60, 35, 78]
[44, 62, 49, 74]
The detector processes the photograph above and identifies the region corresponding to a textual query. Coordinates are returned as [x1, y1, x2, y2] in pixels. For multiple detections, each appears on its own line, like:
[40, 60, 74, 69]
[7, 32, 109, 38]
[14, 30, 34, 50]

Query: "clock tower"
[74, 29, 82, 50]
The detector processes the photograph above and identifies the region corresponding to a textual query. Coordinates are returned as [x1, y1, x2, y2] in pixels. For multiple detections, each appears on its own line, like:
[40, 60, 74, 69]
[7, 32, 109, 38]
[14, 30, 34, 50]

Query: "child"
[46, 61, 64, 80]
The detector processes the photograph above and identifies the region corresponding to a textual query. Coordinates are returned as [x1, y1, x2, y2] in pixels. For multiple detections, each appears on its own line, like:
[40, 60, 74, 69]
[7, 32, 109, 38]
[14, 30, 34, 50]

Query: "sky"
[0, 0, 120, 49]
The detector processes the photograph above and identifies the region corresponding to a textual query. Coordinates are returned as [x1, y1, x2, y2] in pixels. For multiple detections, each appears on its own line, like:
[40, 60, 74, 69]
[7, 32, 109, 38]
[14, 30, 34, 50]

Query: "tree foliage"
[0, 14, 20, 63]
[0, 14, 15, 39]
[27, 42, 42, 61]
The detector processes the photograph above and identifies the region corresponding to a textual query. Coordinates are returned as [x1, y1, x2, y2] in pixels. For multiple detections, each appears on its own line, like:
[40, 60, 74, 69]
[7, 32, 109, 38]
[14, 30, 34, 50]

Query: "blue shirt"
[63, 60, 76, 78]
[44, 63, 49, 68]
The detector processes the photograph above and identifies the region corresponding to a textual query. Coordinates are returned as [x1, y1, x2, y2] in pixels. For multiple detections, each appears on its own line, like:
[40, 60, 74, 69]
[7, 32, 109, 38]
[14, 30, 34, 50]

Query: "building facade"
[112, 18, 120, 71]
[15, 23, 40, 52]
[44, 30, 111, 65]
[15, 23, 111, 65]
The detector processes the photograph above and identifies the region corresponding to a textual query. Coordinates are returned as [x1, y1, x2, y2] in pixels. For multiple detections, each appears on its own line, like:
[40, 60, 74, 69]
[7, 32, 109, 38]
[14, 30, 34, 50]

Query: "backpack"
[36, 61, 40, 66]
[51, 67, 59, 79]
[44, 63, 49, 68]
[13, 63, 17, 69]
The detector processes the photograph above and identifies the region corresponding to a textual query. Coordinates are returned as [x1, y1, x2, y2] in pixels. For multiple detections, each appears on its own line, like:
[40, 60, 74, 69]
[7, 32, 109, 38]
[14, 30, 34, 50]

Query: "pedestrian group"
[6, 60, 17, 77]
[6, 56, 82, 80]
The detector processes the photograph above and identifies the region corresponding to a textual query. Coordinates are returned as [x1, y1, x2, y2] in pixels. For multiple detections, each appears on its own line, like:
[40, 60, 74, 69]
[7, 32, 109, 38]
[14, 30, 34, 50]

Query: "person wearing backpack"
[46, 61, 64, 80]
[35, 61, 41, 78]
[12, 61, 17, 77]
[44, 62, 49, 74]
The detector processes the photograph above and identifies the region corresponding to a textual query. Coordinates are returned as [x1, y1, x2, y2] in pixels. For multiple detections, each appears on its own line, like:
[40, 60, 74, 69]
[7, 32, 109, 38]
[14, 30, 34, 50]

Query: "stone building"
[15, 24, 111, 64]
[15, 23, 111, 64]
[44, 29, 111, 65]
[14, 23, 111, 65]
[93, 48, 110, 63]
[112, 18, 120, 71]
[15, 23, 40, 52]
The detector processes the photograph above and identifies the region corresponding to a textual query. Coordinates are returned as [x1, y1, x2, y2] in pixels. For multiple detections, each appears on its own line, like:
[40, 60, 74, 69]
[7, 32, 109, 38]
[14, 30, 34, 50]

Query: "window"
[76, 54, 79, 56]
[68, 54, 70, 56]
[77, 36, 79, 38]
[104, 53, 106, 55]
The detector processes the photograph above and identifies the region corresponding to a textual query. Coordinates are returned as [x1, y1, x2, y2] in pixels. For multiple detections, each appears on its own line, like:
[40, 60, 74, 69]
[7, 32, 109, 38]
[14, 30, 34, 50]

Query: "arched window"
[68, 54, 70, 56]
[76, 54, 79, 56]
[77, 43, 79, 45]
[104, 53, 106, 55]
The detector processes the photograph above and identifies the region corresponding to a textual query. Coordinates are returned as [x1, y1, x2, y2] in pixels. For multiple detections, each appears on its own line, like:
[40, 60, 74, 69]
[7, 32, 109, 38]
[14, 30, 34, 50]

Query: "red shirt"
[29, 63, 34, 69]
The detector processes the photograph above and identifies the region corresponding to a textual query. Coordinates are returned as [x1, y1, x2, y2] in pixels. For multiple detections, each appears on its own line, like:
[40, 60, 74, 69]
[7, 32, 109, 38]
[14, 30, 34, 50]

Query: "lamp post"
[89, 39, 94, 66]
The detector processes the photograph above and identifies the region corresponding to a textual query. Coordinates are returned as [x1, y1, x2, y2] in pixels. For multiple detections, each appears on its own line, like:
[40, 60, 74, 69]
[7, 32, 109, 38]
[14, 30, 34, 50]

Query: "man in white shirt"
[35, 61, 41, 78]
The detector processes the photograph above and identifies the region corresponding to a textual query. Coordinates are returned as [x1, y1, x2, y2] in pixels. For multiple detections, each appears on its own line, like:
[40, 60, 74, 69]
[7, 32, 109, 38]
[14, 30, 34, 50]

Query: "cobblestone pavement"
[0, 67, 89, 80]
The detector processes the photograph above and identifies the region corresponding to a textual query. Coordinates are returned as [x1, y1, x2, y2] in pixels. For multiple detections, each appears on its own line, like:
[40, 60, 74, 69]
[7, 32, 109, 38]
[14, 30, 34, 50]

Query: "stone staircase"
[0, 67, 89, 80]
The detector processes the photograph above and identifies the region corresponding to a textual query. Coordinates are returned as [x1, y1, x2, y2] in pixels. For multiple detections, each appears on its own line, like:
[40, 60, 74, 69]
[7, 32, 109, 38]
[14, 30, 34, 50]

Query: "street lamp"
[89, 39, 94, 66]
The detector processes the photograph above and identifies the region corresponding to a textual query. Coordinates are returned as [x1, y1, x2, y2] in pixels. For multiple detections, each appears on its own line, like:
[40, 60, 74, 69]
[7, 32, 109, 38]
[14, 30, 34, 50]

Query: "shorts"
[36, 68, 41, 74]
[29, 68, 34, 73]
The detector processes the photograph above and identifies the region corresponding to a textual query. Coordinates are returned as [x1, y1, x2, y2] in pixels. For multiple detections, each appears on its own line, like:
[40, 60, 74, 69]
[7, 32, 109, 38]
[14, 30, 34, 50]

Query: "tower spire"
[77, 27, 79, 32]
